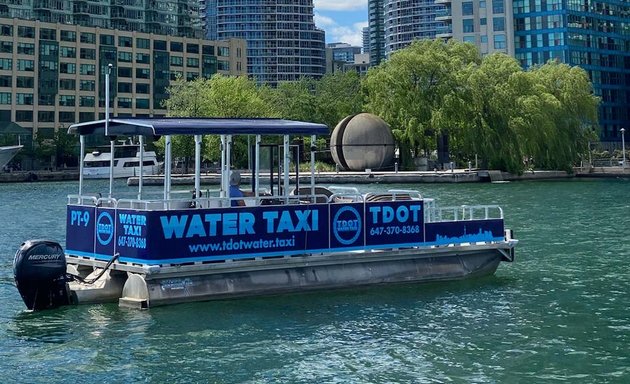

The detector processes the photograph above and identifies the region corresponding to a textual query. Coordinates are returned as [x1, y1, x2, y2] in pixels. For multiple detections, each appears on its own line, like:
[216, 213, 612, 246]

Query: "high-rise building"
[437, 0, 514, 56]
[328, 43, 363, 63]
[368, 0, 386, 65]
[513, 0, 630, 144]
[0, 0, 204, 38]
[0, 17, 246, 139]
[362, 27, 370, 54]
[206, 0, 326, 85]
[383, 0, 446, 56]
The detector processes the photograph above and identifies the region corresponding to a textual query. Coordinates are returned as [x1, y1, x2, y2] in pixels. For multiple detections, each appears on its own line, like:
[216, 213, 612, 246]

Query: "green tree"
[363, 39, 480, 167]
[313, 71, 364, 129]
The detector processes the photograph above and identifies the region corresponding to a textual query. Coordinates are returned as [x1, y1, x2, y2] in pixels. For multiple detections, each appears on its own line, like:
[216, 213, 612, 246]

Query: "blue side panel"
[66, 205, 95, 254]
[425, 219, 504, 245]
[329, 203, 364, 249]
[365, 200, 424, 246]
[94, 207, 116, 259]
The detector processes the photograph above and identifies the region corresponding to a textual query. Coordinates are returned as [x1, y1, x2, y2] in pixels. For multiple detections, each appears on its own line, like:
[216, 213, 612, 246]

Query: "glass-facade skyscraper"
[384, 0, 446, 56]
[514, 0, 630, 144]
[0, 0, 204, 38]
[206, 0, 326, 85]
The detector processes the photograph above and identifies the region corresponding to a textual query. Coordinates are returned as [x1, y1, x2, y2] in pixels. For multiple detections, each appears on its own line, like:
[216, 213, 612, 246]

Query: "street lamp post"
[621, 128, 626, 170]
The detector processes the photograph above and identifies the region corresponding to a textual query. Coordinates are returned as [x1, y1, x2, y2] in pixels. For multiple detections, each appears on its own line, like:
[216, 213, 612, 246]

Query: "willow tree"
[162, 74, 277, 169]
[362, 39, 480, 167]
[313, 71, 364, 129]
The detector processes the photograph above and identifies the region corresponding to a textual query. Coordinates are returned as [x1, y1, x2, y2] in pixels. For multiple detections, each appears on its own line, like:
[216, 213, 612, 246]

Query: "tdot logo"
[96, 211, 114, 245]
[332, 206, 362, 246]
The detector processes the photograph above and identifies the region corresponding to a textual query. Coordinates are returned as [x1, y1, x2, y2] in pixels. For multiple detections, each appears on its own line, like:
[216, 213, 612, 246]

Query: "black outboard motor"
[14, 240, 71, 310]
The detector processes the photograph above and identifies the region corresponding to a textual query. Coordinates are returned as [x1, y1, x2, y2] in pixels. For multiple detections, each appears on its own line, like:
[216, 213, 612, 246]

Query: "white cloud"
[314, 13, 335, 28]
[313, 0, 367, 11]
[330, 21, 368, 46]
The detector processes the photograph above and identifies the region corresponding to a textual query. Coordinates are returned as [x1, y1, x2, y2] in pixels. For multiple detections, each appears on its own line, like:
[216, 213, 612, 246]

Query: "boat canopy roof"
[68, 117, 329, 136]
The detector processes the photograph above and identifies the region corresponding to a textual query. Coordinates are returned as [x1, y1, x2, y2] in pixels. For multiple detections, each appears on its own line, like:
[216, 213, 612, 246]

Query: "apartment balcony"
[435, 26, 453, 38]
[435, 9, 452, 22]
[435, 0, 451, 4]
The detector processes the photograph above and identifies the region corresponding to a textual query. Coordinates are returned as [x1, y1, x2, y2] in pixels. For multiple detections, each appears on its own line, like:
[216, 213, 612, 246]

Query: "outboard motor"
[14, 240, 71, 310]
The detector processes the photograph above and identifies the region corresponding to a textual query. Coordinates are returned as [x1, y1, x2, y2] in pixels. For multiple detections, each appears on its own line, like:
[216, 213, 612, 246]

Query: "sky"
[313, 0, 367, 47]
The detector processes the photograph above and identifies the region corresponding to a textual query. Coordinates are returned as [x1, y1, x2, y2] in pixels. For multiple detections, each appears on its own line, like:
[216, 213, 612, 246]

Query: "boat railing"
[432, 204, 504, 222]
[67, 194, 99, 206]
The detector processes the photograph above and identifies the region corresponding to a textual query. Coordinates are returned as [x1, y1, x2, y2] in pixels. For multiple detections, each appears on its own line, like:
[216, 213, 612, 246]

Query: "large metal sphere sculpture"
[330, 113, 395, 171]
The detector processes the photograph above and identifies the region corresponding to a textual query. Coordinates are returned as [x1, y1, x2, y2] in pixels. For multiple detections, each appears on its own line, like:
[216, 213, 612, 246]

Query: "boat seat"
[364, 193, 412, 202]
[290, 186, 333, 203]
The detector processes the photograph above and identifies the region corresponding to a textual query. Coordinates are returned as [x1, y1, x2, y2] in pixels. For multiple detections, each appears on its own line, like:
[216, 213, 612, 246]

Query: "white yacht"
[0, 145, 23, 170]
[83, 144, 159, 179]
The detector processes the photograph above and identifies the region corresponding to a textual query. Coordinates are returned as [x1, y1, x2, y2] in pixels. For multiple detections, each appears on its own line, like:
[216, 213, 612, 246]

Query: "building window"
[136, 53, 150, 64]
[462, 2, 474, 16]
[39, 95, 55, 106]
[39, 28, 56, 41]
[186, 43, 199, 54]
[153, 40, 167, 51]
[0, 25, 12, 37]
[79, 112, 94, 122]
[118, 82, 132, 93]
[480, 18, 487, 26]
[0, 42, 12, 54]
[59, 79, 76, 90]
[59, 111, 75, 123]
[0, 75, 11, 87]
[218, 60, 229, 71]
[493, 17, 505, 31]
[170, 42, 183, 52]
[17, 59, 34, 71]
[187, 58, 199, 68]
[80, 96, 95, 107]
[60, 46, 76, 58]
[80, 80, 95, 91]
[17, 43, 35, 55]
[118, 97, 132, 108]
[80, 32, 96, 44]
[100, 34, 114, 46]
[60, 30, 76, 42]
[136, 83, 150, 94]
[60, 63, 76, 74]
[170, 56, 183, 67]
[494, 34, 506, 49]
[0, 92, 11, 104]
[118, 36, 132, 48]
[186, 72, 199, 81]
[38, 111, 55, 122]
[480, 0, 486, 7]
[463, 19, 475, 33]
[136, 98, 150, 109]
[18, 26, 35, 39]
[118, 67, 132, 78]
[218, 47, 229, 57]
[203, 45, 215, 55]
[463, 36, 476, 43]
[137, 38, 150, 50]
[170, 71, 183, 81]
[118, 51, 132, 63]
[16, 93, 34, 105]
[481, 35, 488, 43]
[39, 43, 58, 57]
[492, 0, 504, 13]
[80, 64, 96, 75]
[136, 68, 150, 79]
[0, 58, 12, 70]
[80, 48, 96, 60]
[59, 95, 75, 107]
[15, 110, 33, 122]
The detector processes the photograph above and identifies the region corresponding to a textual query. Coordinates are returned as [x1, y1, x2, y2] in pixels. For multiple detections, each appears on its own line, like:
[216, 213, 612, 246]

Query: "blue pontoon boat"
[14, 118, 517, 310]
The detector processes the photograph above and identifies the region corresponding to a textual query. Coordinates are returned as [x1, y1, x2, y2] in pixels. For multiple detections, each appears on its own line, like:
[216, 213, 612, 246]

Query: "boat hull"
[66, 243, 512, 308]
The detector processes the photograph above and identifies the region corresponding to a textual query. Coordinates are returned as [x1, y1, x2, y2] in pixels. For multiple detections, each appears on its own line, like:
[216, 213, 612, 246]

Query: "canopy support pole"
[283, 134, 290, 202]
[105, 64, 113, 199]
[164, 135, 171, 204]
[79, 135, 85, 195]
[226, 135, 232, 203]
[138, 135, 144, 200]
[255, 134, 261, 202]
[194, 134, 202, 203]
[310, 135, 316, 198]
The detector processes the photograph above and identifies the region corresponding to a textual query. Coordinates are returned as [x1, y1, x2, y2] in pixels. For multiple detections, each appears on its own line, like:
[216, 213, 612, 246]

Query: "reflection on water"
[0, 179, 629, 382]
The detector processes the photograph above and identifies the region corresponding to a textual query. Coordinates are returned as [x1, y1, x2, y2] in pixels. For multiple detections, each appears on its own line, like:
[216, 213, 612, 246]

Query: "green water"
[1, 179, 629, 383]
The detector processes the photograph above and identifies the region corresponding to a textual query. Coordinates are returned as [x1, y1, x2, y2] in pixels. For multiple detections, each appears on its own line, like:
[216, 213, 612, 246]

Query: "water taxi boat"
[14, 118, 517, 310]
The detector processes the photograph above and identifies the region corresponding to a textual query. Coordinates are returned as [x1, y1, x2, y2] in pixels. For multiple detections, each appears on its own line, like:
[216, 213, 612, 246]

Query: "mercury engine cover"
[14, 240, 70, 310]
